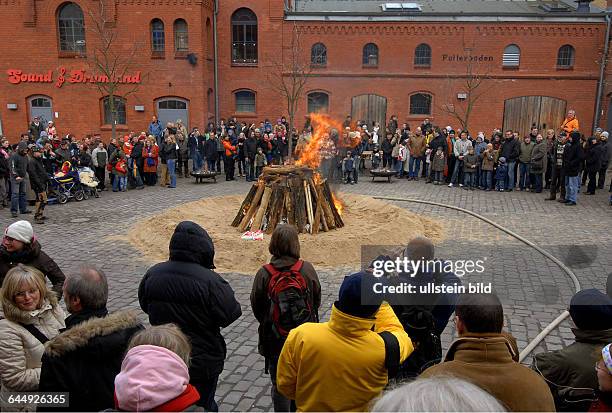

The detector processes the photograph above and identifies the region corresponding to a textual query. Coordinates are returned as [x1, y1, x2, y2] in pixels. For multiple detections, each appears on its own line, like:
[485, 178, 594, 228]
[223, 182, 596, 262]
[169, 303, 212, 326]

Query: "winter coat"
[39, 309, 143, 412]
[421, 333, 555, 412]
[10, 152, 28, 179]
[495, 163, 508, 180]
[107, 143, 118, 164]
[381, 138, 393, 155]
[148, 121, 163, 138]
[177, 138, 189, 159]
[162, 142, 178, 161]
[562, 137, 584, 177]
[0, 242, 65, 298]
[561, 117, 579, 134]
[409, 135, 426, 157]
[519, 141, 535, 164]
[223, 139, 236, 158]
[187, 134, 199, 155]
[251, 256, 321, 358]
[500, 138, 520, 162]
[453, 139, 472, 158]
[599, 140, 609, 169]
[0, 150, 9, 178]
[110, 150, 127, 177]
[142, 145, 159, 173]
[585, 142, 603, 173]
[245, 137, 258, 160]
[481, 150, 496, 171]
[54, 148, 71, 166]
[530, 142, 547, 174]
[29, 122, 44, 140]
[431, 152, 446, 172]
[91, 147, 108, 168]
[462, 153, 479, 172]
[276, 303, 413, 412]
[255, 153, 267, 167]
[27, 157, 48, 193]
[532, 328, 612, 412]
[474, 141, 488, 157]
[0, 291, 64, 412]
[138, 222, 242, 381]
[204, 138, 218, 160]
[78, 152, 92, 168]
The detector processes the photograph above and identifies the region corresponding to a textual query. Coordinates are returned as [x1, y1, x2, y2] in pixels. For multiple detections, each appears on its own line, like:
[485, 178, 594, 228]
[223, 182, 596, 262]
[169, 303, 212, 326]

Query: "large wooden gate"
[503, 96, 566, 135]
[351, 94, 387, 128]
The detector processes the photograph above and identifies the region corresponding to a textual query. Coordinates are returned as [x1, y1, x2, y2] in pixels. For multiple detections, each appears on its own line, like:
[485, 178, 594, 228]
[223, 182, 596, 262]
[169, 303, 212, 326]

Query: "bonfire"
[231, 114, 359, 234]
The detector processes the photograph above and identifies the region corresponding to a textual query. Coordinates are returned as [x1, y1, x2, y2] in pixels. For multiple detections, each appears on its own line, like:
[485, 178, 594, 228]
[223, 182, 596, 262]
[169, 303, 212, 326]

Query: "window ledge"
[310, 64, 327, 69]
[556, 66, 574, 71]
[414, 64, 431, 69]
[231, 62, 258, 67]
[406, 114, 433, 118]
[100, 125, 129, 132]
[59, 51, 85, 59]
[502, 65, 519, 70]
[362, 64, 378, 69]
[151, 52, 165, 59]
[174, 51, 188, 59]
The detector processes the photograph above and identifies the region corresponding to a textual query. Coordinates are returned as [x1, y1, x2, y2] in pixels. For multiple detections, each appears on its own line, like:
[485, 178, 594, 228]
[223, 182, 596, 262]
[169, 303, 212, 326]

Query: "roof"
[288, 0, 607, 19]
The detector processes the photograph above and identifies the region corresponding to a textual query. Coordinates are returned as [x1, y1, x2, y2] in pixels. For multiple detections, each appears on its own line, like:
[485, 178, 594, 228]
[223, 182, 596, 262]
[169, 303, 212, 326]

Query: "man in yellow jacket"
[276, 272, 413, 412]
[561, 109, 579, 134]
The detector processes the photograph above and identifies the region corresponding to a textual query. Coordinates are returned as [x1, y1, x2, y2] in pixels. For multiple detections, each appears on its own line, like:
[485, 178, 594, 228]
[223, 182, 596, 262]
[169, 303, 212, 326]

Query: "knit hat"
[569, 289, 612, 331]
[498, 157, 506, 163]
[602, 131, 609, 139]
[602, 344, 612, 375]
[4, 220, 34, 243]
[336, 272, 382, 318]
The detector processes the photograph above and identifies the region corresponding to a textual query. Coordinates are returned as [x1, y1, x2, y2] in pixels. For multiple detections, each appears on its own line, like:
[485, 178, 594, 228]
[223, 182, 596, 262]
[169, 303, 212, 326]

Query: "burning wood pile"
[231, 165, 344, 234]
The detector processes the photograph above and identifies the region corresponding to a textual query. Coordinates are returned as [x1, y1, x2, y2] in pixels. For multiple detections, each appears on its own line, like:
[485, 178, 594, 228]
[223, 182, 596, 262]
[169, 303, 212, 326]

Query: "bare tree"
[439, 51, 494, 132]
[266, 23, 310, 161]
[82, 0, 147, 140]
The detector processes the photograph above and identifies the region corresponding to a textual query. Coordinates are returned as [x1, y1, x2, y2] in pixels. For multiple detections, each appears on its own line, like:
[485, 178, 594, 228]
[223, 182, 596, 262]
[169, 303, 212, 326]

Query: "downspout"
[213, 0, 220, 124]
[594, 13, 611, 132]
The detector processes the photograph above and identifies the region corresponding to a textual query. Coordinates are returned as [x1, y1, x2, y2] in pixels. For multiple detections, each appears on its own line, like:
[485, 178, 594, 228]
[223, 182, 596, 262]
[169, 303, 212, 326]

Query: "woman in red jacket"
[142, 136, 159, 186]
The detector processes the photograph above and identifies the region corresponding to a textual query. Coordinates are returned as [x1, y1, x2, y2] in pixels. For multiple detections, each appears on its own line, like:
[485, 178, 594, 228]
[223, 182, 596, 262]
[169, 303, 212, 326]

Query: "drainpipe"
[213, 0, 220, 125]
[594, 13, 611, 132]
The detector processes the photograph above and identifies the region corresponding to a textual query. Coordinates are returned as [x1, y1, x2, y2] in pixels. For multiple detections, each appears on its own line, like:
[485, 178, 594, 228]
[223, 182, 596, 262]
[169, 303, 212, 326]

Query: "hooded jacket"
[138, 222, 242, 381]
[533, 328, 612, 412]
[0, 241, 65, 298]
[0, 289, 65, 411]
[39, 309, 143, 412]
[114, 345, 201, 412]
[562, 134, 584, 177]
[421, 333, 555, 412]
[276, 303, 413, 412]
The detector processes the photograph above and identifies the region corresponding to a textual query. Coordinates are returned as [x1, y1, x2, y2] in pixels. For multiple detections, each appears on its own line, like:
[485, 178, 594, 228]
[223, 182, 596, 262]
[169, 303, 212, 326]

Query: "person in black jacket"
[162, 135, 178, 188]
[499, 131, 520, 191]
[245, 132, 258, 182]
[0, 138, 10, 209]
[138, 221, 242, 412]
[129, 137, 145, 189]
[561, 131, 584, 206]
[584, 136, 603, 195]
[427, 130, 448, 183]
[9, 141, 31, 217]
[26, 147, 48, 224]
[597, 132, 609, 190]
[39, 265, 143, 412]
[204, 133, 219, 172]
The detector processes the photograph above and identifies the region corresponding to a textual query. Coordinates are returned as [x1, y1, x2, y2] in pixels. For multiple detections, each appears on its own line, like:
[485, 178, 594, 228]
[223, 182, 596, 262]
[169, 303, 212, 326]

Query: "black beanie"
[336, 272, 382, 318]
[569, 289, 612, 331]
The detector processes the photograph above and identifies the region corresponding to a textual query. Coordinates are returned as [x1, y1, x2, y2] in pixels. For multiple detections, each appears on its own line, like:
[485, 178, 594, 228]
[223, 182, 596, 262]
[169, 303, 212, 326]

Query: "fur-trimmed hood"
[1, 285, 58, 324]
[44, 309, 142, 358]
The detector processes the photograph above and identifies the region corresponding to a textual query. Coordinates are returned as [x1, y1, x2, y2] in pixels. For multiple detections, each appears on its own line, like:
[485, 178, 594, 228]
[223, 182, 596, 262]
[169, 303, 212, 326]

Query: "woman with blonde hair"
[113, 324, 201, 411]
[0, 264, 65, 411]
[142, 135, 159, 186]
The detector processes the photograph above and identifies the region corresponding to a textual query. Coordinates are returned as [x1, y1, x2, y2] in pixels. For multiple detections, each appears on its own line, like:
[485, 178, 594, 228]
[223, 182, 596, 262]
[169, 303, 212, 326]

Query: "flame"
[296, 113, 360, 169]
[332, 192, 344, 216]
[313, 172, 324, 185]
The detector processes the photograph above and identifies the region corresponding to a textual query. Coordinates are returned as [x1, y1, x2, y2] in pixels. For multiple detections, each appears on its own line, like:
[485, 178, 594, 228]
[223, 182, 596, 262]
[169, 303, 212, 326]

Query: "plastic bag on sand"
[241, 230, 264, 241]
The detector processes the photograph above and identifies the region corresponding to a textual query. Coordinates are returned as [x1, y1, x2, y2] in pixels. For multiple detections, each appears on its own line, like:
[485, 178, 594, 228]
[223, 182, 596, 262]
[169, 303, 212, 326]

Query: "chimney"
[575, 0, 593, 12]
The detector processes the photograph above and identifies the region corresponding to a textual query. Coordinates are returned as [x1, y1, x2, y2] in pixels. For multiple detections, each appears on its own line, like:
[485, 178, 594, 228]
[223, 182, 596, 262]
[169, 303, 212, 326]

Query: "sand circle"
[126, 193, 445, 274]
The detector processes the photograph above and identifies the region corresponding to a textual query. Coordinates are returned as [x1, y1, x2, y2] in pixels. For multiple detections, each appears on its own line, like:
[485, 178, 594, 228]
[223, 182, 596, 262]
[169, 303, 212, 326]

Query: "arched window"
[151, 19, 165, 53]
[363, 43, 378, 66]
[58, 3, 86, 53]
[103, 96, 127, 125]
[231, 8, 257, 64]
[307, 92, 329, 113]
[235, 90, 256, 112]
[311, 43, 327, 66]
[409, 93, 432, 115]
[502, 44, 520, 67]
[29, 96, 53, 124]
[414, 43, 431, 66]
[174, 19, 188, 52]
[557, 45, 575, 68]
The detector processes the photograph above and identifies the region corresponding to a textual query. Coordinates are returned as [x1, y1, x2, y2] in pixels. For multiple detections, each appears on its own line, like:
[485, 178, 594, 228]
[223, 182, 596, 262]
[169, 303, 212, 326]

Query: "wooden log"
[285, 189, 295, 226]
[252, 186, 272, 231]
[323, 181, 344, 228]
[295, 182, 307, 233]
[304, 180, 314, 233]
[267, 187, 285, 234]
[232, 183, 258, 227]
[315, 184, 329, 232]
[239, 183, 265, 231]
[312, 193, 322, 234]
[319, 180, 336, 230]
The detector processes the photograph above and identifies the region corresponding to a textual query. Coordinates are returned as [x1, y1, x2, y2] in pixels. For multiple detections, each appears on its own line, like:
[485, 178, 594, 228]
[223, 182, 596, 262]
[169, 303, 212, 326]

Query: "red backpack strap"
[263, 263, 280, 278]
[289, 259, 304, 273]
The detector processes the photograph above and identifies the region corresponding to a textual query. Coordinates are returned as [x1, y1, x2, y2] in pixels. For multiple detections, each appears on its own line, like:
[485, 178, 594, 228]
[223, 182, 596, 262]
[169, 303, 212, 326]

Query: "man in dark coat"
[40, 266, 143, 412]
[26, 147, 49, 224]
[499, 131, 520, 191]
[9, 141, 30, 217]
[597, 131, 609, 189]
[427, 131, 447, 183]
[584, 136, 603, 195]
[546, 133, 567, 201]
[533, 289, 612, 411]
[245, 132, 258, 181]
[561, 131, 584, 205]
[29, 117, 44, 141]
[138, 221, 242, 412]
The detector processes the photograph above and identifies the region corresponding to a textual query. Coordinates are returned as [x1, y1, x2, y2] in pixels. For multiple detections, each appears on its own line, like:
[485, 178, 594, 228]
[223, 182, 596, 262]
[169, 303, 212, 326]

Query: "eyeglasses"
[15, 288, 38, 299]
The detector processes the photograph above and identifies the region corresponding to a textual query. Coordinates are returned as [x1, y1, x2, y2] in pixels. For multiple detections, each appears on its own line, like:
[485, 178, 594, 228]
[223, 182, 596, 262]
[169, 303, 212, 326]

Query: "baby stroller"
[78, 167, 100, 199]
[48, 162, 86, 204]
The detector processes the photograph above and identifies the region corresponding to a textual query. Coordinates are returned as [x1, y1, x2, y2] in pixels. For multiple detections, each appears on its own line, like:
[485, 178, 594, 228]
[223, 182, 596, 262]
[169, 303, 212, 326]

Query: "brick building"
[0, 0, 608, 140]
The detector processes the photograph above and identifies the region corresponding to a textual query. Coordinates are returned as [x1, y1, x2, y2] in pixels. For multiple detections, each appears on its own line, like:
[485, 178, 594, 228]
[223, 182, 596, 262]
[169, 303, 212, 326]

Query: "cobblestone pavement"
[1, 173, 610, 411]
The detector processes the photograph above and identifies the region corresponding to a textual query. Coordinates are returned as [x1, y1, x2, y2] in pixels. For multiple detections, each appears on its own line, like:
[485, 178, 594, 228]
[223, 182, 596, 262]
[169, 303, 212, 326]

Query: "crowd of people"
[0, 218, 611, 412]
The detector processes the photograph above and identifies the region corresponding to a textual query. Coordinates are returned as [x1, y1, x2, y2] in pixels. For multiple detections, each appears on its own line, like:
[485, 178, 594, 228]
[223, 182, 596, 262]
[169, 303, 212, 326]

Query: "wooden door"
[503, 96, 566, 136]
[351, 94, 387, 129]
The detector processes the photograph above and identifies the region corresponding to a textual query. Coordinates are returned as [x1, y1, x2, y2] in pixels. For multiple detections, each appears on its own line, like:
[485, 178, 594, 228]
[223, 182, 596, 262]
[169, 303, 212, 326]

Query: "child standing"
[111, 148, 128, 192]
[431, 146, 446, 185]
[342, 151, 354, 184]
[372, 146, 382, 170]
[462, 147, 478, 190]
[254, 147, 267, 178]
[495, 157, 508, 192]
[480, 143, 496, 191]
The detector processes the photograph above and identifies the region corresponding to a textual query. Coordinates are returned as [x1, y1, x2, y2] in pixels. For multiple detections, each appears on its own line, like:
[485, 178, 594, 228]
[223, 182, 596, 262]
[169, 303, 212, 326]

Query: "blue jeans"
[451, 160, 463, 184]
[192, 152, 203, 171]
[207, 159, 216, 172]
[396, 159, 405, 176]
[409, 157, 421, 178]
[167, 159, 177, 187]
[506, 161, 516, 190]
[422, 161, 428, 178]
[519, 162, 530, 190]
[10, 177, 27, 213]
[496, 176, 506, 191]
[483, 171, 493, 189]
[565, 175, 579, 203]
[113, 176, 127, 191]
[463, 172, 475, 188]
[533, 173, 543, 192]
